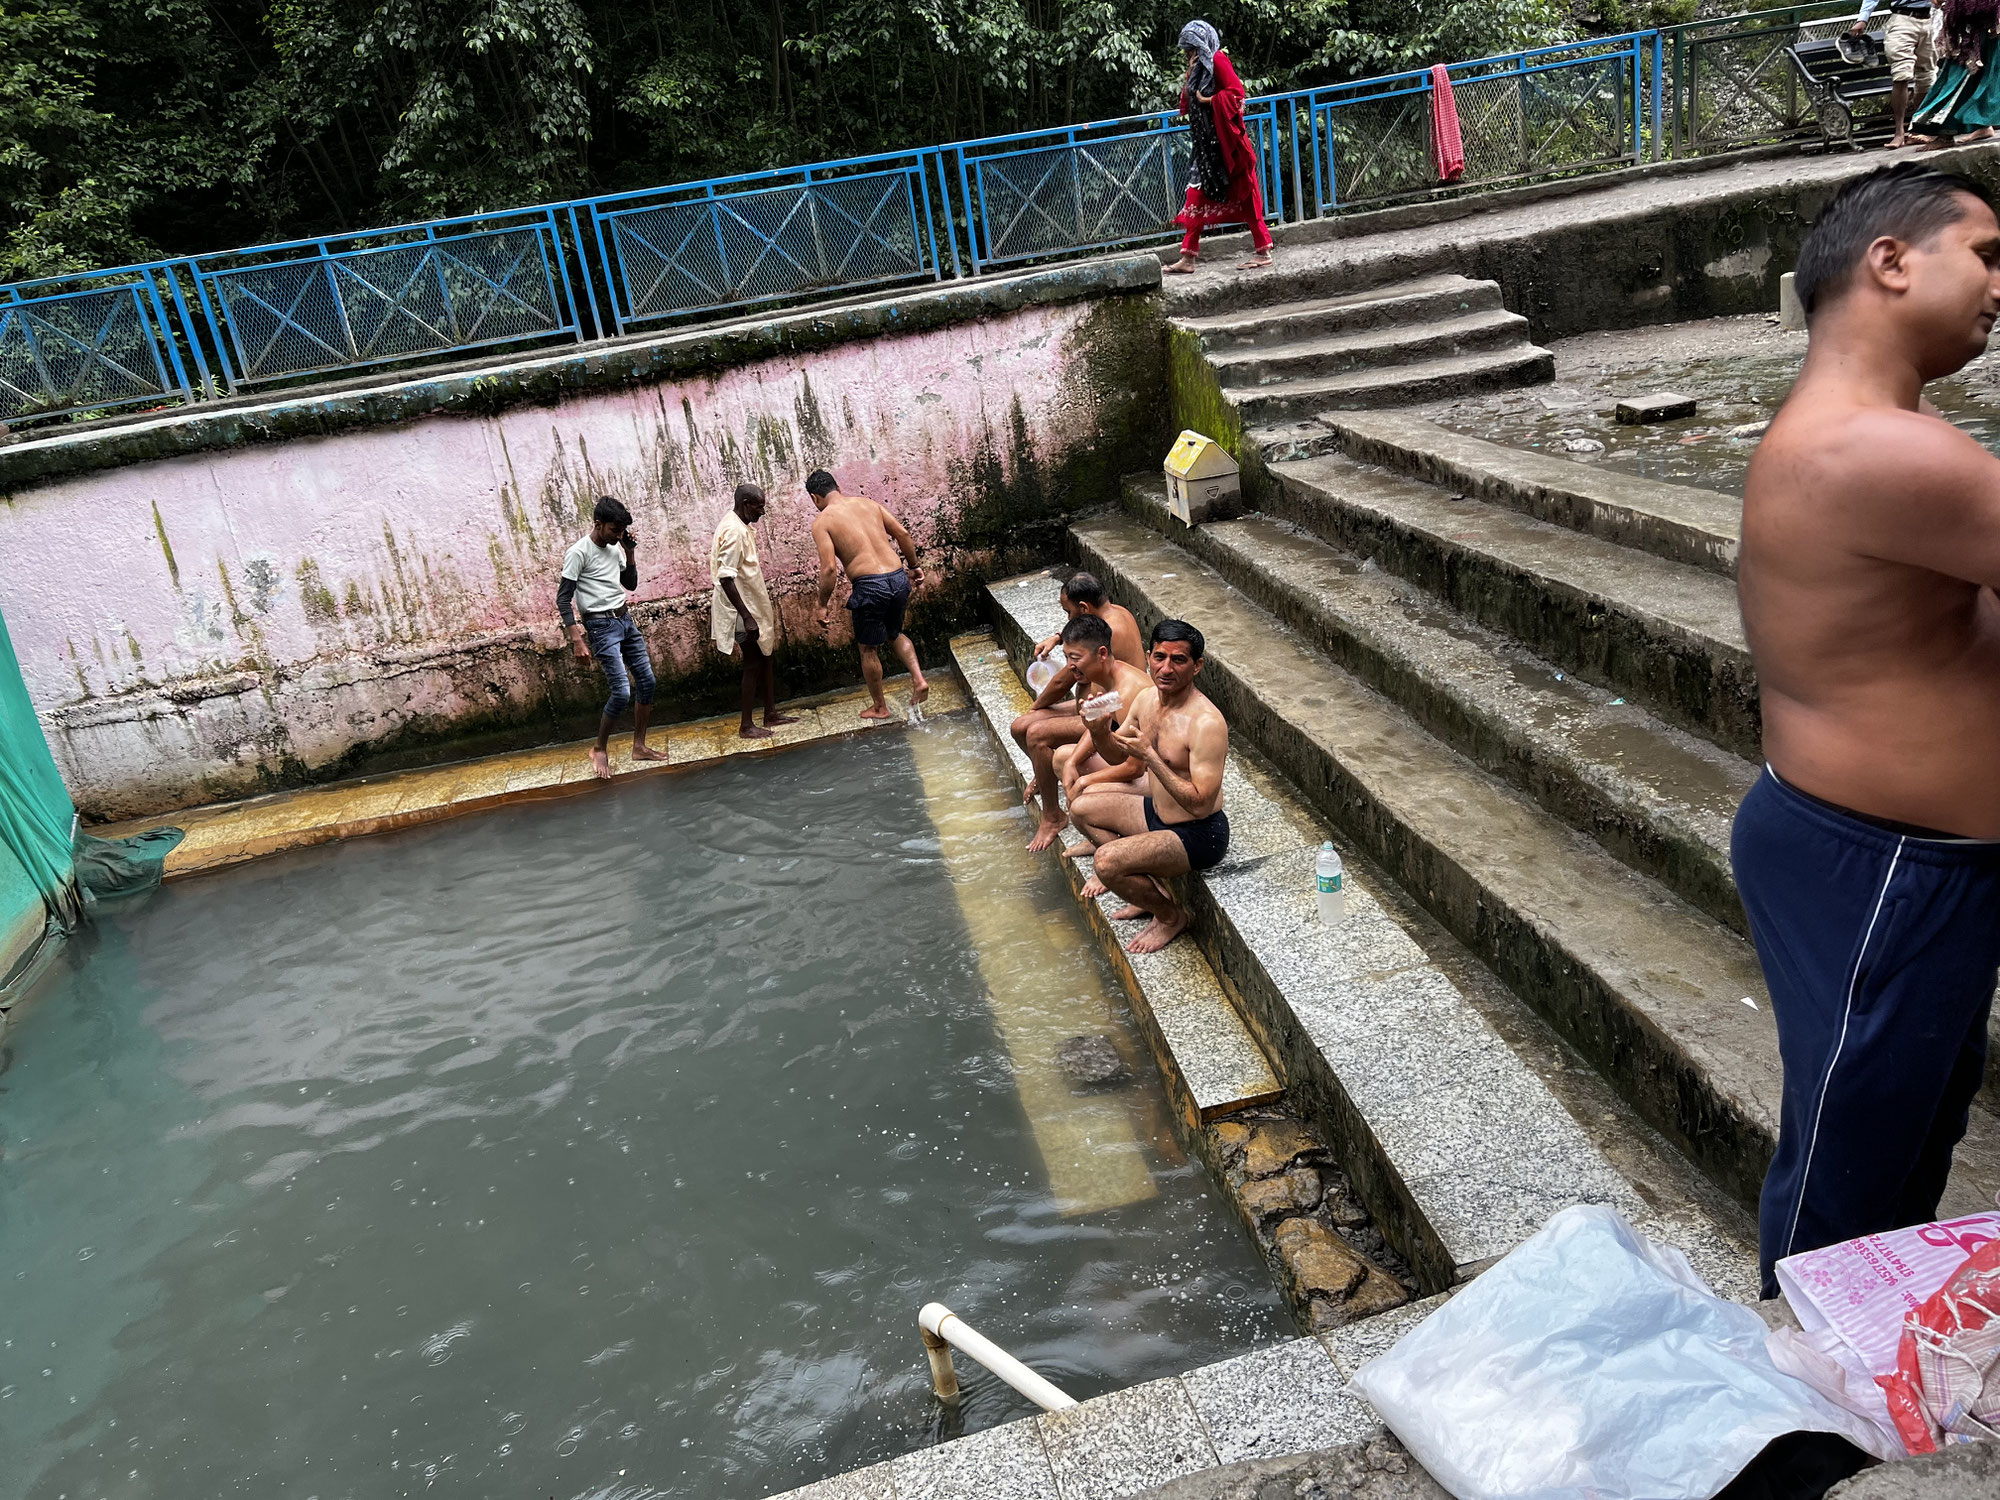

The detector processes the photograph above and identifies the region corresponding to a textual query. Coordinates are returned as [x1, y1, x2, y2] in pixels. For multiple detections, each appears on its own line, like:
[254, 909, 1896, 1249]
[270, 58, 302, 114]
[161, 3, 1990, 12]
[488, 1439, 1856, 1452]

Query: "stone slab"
[891, 1416, 1061, 1500]
[1614, 392, 1698, 424]
[94, 675, 966, 880]
[1039, 1377, 1220, 1500]
[951, 629, 1281, 1122]
[1179, 1338, 1380, 1466]
[767, 1459, 900, 1500]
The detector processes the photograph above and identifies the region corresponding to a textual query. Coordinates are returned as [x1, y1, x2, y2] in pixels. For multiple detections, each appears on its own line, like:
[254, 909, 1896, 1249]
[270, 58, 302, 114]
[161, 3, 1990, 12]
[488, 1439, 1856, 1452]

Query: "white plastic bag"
[1346, 1205, 1886, 1500]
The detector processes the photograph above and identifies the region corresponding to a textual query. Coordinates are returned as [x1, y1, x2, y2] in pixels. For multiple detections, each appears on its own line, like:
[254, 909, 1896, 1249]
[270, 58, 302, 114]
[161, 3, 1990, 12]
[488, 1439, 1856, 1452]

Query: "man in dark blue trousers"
[1738, 162, 2000, 1297]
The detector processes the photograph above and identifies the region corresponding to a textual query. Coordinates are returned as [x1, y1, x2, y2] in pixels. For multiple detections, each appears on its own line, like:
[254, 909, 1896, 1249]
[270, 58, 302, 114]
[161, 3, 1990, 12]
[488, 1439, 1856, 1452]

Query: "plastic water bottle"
[1316, 842, 1345, 925]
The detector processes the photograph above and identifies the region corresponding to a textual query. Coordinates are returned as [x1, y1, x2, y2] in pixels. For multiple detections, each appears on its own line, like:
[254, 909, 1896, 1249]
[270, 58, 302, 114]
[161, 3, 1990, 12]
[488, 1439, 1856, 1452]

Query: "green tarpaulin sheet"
[0, 606, 181, 934]
[0, 603, 77, 921]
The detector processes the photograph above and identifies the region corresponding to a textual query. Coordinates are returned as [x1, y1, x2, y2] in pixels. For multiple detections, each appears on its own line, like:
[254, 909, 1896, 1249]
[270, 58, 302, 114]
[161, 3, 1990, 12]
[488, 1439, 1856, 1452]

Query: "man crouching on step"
[560, 495, 667, 779]
[807, 468, 930, 720]
[1068, 620, 1229, 954]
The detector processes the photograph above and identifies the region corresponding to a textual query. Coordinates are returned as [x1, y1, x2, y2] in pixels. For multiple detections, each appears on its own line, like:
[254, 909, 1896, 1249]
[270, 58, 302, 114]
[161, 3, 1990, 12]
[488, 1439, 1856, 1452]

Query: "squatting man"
[1010, 571, 1146, 851]
[1064, 619, 1230, 955]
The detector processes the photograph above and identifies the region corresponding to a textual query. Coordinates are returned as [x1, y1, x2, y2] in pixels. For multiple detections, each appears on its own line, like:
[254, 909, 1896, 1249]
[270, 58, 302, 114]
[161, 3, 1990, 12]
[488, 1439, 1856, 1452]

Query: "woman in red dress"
[1166, 20, 1274, 274]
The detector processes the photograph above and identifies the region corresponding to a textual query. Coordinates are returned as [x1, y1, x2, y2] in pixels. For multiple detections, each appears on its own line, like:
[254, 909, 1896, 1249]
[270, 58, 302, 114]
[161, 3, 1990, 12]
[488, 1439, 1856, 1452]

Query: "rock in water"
[1614, 392, 1698, 425]
[1056, 1034, 1126, 1085]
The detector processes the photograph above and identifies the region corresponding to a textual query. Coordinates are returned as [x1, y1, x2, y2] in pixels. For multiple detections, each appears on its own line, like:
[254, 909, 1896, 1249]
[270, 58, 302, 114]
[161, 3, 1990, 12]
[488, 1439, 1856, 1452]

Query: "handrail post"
[921, 1324, 960, 1403]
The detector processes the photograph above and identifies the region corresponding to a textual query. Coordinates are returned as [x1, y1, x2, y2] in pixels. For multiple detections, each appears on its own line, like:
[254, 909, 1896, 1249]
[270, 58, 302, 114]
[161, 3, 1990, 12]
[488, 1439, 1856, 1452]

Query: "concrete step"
[1224, 345, 1556, 423]
[1174, 274, 1503, 351]
[1267, 452, 1759, 760]
[1118, 473, 1753, 936]
[1206, 309, 1531, 389]
[1325, 410, 1742, 577]
[1059, 511, 2000, 1216]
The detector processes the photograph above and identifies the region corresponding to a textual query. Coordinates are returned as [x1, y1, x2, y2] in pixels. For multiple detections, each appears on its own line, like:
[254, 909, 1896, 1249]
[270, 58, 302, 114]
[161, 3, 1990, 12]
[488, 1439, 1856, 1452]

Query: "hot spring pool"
[0, 711, 1281, 1500]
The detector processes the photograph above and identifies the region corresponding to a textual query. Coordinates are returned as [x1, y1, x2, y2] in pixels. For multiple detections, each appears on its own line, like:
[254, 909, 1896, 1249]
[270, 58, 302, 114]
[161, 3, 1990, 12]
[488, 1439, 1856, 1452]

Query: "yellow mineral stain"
[905, 724, 1156, 1218]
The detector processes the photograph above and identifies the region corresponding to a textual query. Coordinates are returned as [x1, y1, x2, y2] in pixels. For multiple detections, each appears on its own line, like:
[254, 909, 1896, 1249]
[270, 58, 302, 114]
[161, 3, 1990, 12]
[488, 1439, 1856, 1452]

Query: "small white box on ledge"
[1163, 430, 1242, 526]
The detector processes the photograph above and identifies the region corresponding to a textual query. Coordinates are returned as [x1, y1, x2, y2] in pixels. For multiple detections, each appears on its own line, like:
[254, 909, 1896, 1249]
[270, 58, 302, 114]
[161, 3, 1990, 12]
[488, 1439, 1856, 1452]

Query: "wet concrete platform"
[93, 675, 962, 879]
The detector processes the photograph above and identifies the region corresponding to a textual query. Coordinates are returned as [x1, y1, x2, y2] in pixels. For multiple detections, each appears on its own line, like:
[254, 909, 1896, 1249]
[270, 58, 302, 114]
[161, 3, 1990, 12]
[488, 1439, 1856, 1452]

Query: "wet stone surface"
[1411, 313, 2000, 496]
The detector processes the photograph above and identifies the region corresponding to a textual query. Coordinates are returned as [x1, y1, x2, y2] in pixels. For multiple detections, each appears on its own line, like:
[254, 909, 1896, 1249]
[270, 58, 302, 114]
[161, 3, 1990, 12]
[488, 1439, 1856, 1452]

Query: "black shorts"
[846, 569, 910, 647]
[1144, 796, 1230, 871]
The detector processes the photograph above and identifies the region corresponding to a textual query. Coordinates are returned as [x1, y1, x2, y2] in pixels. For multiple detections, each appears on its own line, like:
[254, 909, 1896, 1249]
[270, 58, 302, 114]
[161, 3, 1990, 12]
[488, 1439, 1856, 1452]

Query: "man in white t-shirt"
[558, 495, 667, 779]
[711, 482, 797, 740]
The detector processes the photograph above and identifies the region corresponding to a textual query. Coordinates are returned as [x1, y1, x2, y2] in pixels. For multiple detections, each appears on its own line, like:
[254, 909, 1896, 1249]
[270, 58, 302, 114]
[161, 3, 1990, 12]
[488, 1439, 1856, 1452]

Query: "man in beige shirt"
[711, 483, 794, 740]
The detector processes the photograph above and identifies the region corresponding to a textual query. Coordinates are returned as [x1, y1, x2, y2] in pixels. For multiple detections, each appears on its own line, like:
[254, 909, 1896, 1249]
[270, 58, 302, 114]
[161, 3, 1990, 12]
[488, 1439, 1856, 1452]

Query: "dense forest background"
[0, 0, 1670, 280]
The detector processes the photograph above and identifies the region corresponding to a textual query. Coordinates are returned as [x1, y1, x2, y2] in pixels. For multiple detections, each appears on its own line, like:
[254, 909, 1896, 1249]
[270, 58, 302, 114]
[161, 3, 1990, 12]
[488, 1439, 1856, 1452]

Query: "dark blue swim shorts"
[846, 568, 910, 647]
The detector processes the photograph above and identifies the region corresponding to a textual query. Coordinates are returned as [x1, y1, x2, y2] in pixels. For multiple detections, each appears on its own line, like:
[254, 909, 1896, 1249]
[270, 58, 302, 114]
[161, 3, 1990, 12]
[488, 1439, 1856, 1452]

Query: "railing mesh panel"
[210, 228, 562, 384]
[0, 289, 171, 421]
[611, 171, 924, 321]
[977, 132, 1189, 262]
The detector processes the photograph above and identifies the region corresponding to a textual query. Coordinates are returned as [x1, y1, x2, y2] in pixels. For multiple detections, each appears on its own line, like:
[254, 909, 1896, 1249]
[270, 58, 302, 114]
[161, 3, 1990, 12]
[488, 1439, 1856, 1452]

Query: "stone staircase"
[1169, 273, 1554, 455]
[1045, 417, 2000, 1222]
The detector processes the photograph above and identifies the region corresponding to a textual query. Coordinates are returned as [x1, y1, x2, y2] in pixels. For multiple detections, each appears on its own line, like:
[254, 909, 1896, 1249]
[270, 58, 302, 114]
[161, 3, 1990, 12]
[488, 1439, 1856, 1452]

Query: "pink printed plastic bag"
[1877, 1235, 2000, 1452]
[1776, 1213, 2000, 1378]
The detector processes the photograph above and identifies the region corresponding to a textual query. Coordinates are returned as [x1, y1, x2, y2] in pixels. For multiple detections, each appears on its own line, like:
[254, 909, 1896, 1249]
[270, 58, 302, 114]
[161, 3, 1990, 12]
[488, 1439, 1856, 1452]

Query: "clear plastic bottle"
[1316, 841, 1345, 926]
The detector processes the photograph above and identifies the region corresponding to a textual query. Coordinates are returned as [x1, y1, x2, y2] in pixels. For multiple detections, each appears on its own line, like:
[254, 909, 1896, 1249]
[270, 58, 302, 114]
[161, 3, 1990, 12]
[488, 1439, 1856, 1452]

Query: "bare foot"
[1164, 256, 1199, 275]
[631, 742, 669, 762]
[1065, 842, 1095, 862]
[910, 673, 930, 706]
[1080, 875, 1109, 901]
[588, 746, 611, 780]
[859, 703, 894, 721]
[738, 724, 775, 740]
[1237, 254, 1273, 270]
[763, 712, 801, 727]
[1127, 910, 1188, 954]
[1026, 814, 1070, 853]
[1109, 904, 1147, 921]
[1965, 128, 1995, 143]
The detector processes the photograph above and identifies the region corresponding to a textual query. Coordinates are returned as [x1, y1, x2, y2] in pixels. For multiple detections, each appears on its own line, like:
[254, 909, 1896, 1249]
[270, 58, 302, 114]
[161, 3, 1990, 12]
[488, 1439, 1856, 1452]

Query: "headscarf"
[1179, 19, 1221, 95]
[1941, 0, 2000, 64]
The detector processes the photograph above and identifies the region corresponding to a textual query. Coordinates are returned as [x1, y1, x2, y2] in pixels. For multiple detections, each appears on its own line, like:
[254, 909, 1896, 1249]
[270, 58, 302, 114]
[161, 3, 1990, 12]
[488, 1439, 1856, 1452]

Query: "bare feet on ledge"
[1066, 842, 1095, 862]
[738, 724, 775, 740]
[1026, 814, 1069, 853]
[763, 711, 801, 728]
[588, 746, 612, 780]
[1108, 904, 1147, 921]
[1127, 910, 1188, 954]
[1164, 256, 1199, 275]
[910, 674, 930, 706]
[1079, 875, 1109, 901]
[859, 703, 895, 720]
[631, 742, 670, 762]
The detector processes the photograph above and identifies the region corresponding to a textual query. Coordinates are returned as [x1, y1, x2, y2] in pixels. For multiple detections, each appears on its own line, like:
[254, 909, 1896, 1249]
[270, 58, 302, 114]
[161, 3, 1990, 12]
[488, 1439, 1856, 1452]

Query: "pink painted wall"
[0, 296, 1149, 818]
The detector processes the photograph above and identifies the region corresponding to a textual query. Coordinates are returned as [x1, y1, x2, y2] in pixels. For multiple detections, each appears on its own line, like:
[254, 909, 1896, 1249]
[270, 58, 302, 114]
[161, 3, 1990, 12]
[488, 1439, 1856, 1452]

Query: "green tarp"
[0, 603, 77, 921]
[0, 606, 181, 938]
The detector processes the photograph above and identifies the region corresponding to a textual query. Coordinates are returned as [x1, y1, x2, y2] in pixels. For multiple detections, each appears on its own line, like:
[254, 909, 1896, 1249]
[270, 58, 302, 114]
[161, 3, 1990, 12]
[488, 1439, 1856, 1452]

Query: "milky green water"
[0, 712, 1281, 1500]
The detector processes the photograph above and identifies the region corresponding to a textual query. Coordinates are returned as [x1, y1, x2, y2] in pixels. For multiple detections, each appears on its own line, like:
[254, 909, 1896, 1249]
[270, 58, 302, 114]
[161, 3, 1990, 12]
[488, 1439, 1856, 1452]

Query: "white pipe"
[919, 1302, 1078, 1411]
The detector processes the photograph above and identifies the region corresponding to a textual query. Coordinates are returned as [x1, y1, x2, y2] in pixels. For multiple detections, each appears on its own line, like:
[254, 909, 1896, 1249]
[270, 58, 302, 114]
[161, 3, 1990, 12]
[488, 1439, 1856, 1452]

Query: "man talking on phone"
[558, 495, 668, 779]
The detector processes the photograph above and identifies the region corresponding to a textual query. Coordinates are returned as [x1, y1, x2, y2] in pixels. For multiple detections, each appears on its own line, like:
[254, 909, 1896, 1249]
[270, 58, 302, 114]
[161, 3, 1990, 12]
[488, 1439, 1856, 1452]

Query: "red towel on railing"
[1430, 64, 1466, 184]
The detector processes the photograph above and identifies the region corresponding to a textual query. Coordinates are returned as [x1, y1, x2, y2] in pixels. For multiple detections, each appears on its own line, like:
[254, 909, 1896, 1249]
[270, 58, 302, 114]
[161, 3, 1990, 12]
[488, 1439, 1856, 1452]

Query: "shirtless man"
[1011, 572, 1145, 851]
[1736, 162, 2000, 1296]
[1068, 620, 1229, 954]
[807, 469, 930, 720]
[1044, 613, 1153, 826]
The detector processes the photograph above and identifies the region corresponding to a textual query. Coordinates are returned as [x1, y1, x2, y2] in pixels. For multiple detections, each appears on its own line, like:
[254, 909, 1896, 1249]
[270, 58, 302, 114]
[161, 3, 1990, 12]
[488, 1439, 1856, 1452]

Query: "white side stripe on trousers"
[1782, 835, 1905, 1260]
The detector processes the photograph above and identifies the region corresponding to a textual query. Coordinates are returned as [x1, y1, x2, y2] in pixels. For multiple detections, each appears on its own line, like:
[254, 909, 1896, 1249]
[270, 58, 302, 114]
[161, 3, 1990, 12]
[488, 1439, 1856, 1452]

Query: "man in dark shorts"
[807, 469, 931, 721]
[1067, 620, 1229, 954]
[1736, 162, 2000, 1294]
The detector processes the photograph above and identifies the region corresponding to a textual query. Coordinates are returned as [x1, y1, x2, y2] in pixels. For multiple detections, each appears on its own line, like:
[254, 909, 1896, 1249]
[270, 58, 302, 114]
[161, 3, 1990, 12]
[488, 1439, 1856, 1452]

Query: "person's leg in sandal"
[1165, 223, 1201, 275]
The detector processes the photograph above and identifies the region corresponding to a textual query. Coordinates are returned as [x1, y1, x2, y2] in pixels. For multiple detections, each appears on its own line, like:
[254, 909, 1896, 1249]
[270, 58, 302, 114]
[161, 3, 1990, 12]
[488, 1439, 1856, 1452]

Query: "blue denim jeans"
[585, 615, 656, 721]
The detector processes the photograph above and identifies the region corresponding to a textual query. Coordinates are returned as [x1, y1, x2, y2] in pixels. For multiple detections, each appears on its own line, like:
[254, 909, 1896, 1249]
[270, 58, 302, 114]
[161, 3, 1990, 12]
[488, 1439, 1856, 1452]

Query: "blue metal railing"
[0, 16, 1831, 428]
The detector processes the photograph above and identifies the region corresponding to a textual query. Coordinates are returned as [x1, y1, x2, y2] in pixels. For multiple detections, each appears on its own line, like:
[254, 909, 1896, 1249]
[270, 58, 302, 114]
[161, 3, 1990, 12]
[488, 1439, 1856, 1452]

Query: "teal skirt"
[1914, 38, 2000, 133]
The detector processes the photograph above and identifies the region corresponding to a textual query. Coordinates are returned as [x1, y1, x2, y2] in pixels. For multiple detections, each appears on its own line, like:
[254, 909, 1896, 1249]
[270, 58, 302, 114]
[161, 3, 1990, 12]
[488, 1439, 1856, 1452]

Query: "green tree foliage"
[0, 0, 1573, 278]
